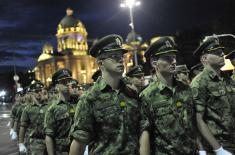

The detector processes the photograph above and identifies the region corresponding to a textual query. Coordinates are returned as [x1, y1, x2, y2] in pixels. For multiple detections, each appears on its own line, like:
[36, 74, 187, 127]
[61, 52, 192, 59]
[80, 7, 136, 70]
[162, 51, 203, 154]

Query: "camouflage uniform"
[16, 103, 27, 136]
[20, 101, 51, 155]
[140, 79, 196, 155]
[70, 77, 141, 155]
[191, 68, 235, 153]
[44, 100, 76, 155]
[10, 102, 21, 126]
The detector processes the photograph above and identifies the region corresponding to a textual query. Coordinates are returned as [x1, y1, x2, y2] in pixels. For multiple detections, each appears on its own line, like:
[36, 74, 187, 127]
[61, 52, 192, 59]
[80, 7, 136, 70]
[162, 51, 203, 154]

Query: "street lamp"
[120, 0, 141, 66]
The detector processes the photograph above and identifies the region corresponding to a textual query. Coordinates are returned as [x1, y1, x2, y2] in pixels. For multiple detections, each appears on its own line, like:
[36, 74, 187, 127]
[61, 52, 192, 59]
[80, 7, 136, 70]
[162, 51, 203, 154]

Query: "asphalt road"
[0, 104, 18, 155]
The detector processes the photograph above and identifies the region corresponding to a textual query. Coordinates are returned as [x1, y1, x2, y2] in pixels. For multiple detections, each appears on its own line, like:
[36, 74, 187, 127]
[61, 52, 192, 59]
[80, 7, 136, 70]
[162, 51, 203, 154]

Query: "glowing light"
[120, 0, 141, 8]
[0, 90, 6, 96]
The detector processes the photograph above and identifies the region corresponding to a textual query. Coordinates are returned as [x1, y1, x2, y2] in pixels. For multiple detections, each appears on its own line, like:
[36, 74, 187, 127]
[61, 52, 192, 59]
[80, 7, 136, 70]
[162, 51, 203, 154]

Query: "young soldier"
[126, 65, 145, 93]
[9, 92, 22, 141]
[191, 36, 235, 154]
[175, 64, 191, 85]
[140, 37, 199, 155]
[69, 34, 141, 155]
[18, 81, 49, 155]
[44, 69, 76, 155]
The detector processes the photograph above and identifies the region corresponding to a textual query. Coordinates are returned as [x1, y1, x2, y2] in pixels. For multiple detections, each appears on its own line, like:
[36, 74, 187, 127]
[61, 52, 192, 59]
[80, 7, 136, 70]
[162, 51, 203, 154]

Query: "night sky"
[0, 0, 234, 71]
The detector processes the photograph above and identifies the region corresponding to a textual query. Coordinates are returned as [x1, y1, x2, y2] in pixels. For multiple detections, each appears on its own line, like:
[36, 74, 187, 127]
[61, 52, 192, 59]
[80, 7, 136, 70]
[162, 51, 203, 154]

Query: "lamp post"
[120, 0, 141, 66]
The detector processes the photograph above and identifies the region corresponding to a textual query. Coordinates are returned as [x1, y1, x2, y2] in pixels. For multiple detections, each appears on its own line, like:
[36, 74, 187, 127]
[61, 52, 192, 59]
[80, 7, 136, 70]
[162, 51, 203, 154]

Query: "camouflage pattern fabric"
[16, 104, 27, 135]
[70, 77, 141, 155]
[20, 102, 50, 155]
[44, 100, 76, 155]
[10, 103, 21, 121]
[140, 79, 196, 155]
[29, 138, 47, 155]
[191, 68, 235, 152]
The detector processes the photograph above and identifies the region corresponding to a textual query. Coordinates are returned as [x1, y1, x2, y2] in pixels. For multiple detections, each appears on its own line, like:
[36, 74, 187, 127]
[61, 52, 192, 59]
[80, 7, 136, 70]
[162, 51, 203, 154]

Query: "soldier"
[126, 65, 145, 93]
[69, 34, 141, 155]
[13, 88, 30, 141]
[9, 92, 22, 141]
[191, 36, 235, 154]
[18, 81, 49, 155]
[67, 79, 83, 104]
[44, 69, 76, 155]
[175, 64, 190, 85]
[47, 84, 59, 105]
[139, 37, 199, 155]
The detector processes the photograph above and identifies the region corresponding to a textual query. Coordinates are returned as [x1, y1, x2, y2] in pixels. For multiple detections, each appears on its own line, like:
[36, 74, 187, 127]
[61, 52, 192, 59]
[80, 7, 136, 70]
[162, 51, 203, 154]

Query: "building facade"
[35, 8, 97, 86]
[35, 8, 151, 86]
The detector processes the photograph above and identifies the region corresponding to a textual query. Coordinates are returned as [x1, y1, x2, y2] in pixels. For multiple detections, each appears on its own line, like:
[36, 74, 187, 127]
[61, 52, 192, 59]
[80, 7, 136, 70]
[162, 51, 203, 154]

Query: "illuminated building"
[35, 8, 154, 86]
[35, 8, 97, 86]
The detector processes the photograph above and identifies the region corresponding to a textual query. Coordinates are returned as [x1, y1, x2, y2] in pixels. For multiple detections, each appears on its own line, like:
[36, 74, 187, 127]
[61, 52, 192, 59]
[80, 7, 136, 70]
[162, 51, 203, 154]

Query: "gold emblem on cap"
[165, 41, 172, 48]
[63, 70, 68, 74]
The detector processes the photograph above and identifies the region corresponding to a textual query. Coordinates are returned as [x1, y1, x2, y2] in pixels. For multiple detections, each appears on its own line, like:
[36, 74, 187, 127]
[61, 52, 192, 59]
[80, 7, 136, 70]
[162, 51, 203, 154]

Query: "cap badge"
[116, 38, 121, 46]
[165, 41, 172, 48]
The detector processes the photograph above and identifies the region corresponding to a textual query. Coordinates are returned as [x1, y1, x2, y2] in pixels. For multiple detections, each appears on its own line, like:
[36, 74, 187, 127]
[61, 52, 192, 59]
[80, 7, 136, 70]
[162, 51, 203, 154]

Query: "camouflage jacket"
[44, 100, 76, 148]
[20, 102, 50, 139]
[191, 68, 235, 148]
[14, 103, 27, 134]
[70, 77, 141, 155]
[10, 102, 21, 120]
[16, 103, 27, 122]
[140, 78, 196, 155]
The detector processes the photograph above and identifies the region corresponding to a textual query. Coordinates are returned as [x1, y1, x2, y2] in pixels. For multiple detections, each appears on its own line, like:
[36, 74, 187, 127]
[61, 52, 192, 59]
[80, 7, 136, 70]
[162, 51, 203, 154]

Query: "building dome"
[59, 8, 82, 28]
[56, 8, 88, 55]
[38, 43, 53, 62]
[43, 43, 53, 54]
[59, 15, 79, 28]
[58, 8, 83, 29]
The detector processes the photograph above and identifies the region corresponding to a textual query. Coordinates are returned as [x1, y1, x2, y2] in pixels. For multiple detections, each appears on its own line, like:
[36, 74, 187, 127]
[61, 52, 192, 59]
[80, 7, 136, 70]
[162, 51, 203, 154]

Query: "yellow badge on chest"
[176, 101, 183, 108]
[120, 101, 126, 108]
[69, 108, 75, 113]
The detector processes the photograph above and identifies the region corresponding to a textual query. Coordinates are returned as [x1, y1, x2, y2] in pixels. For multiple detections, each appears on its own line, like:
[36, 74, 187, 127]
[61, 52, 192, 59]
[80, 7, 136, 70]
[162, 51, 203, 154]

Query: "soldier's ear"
[200, 54, 207, 64]
[151, 60, 157, 68]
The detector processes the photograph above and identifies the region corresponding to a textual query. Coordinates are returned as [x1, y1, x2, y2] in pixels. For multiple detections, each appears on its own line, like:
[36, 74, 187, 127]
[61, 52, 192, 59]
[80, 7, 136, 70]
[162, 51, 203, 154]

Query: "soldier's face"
[57, 79, 70, 94]
[101, 52, 124, 74]
[152, 54, 176, 75]
[57, 84, 69, 94]
[39, 89, 48, 101]
[205, 50, 225, 68]
[31, 89, 44, 101]
[68, 84, 79, 96]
